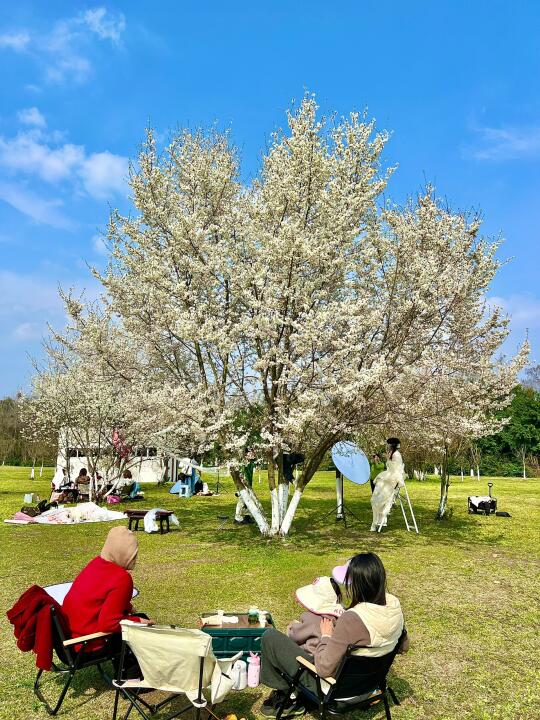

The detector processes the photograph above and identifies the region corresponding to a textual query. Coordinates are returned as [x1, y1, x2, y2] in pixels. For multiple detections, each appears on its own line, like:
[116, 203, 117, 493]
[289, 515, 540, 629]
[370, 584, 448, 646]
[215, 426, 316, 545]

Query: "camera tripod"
[321, 471, 362, 527]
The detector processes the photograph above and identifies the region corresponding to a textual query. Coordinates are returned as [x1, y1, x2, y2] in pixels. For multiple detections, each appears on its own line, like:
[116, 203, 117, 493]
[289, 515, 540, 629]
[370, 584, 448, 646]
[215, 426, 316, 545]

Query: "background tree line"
[0, 395, 56, 466]
[3, 365, 538, 475]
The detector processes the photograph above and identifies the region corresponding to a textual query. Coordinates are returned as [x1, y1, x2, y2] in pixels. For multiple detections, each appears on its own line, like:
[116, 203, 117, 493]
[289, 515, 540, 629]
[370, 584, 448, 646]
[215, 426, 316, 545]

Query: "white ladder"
[377, 482, 419, 534]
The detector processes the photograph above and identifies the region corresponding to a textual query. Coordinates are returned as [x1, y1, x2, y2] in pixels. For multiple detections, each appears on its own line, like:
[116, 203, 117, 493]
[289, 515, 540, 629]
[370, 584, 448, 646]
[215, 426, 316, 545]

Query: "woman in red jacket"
[63, 526, 151, 646]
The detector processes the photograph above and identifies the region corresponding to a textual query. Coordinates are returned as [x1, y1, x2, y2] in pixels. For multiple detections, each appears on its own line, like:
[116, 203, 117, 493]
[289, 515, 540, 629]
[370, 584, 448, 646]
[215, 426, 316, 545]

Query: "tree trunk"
[436, 445, 450, 519]
[268, 453, 280, 533]
[270, 487, 280, 534]
[279, 488, 303, 535]
[239, 487, 270, 534]
[519, 449, 527, 479]
[278, 482, 289, 522]
[229, 466, 271, 534]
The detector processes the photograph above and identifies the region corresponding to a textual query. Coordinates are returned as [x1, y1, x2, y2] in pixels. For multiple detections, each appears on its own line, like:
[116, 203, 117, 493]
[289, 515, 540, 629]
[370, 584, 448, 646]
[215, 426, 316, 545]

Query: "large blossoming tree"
[35, 96, 526, 534]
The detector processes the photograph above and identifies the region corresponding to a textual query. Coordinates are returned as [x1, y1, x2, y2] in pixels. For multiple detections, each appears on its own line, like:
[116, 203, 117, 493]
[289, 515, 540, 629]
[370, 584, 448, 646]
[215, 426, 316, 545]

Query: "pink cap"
[332, 560, 350, 585]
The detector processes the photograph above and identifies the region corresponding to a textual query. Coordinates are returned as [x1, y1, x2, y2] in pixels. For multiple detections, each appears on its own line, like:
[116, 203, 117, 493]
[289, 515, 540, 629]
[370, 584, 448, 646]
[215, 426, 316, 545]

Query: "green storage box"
[201, 612, 275, 662]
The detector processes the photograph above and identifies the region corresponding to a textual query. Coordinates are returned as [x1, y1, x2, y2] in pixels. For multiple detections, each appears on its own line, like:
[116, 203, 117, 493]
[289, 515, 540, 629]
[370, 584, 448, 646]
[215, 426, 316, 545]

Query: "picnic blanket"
[4, 502, 125, 526]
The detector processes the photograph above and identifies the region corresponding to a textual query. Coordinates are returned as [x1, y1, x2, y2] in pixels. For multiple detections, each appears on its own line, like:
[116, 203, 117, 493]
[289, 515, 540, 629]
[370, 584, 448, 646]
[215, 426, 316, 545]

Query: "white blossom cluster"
[26, 96, 527, 534]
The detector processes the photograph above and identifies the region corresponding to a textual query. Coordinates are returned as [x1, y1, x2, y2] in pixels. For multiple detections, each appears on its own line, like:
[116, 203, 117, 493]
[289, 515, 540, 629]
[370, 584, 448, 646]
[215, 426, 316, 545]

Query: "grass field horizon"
[1, 466, 538, 720]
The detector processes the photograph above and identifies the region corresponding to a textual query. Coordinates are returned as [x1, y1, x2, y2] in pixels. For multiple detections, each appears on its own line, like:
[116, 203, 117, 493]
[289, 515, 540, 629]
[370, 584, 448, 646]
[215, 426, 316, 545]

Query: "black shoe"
[261, 693, 305, 718]
[262, 690, 286, 710]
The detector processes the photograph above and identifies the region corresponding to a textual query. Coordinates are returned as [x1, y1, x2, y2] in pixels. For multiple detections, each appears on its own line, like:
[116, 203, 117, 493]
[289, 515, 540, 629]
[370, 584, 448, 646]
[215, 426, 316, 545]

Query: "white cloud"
[0, 132, 84, 182]
[80, 152, 128, 199]
[0, 271, 102, 393]
[45, 51, 92, 85]
[92, 234, 108, 255]
[12, 322, 43, 341]
[0, 182, 74, 230]
[466, 126, 540, 161]
[0, 270, 62, 316]
[17, 107, 47, 128]
[0, 7, 126, 85]
[0, 31, 30, 51]
[82, 7, 125, 43]
[0, 126, 128, 210]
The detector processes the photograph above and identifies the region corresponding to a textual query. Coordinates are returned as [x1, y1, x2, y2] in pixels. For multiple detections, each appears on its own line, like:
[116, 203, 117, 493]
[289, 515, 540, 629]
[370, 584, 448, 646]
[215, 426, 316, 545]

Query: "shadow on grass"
[0, 477, 510, 559]
[32, 663, 112, 715]
[172, 491, 508, 555]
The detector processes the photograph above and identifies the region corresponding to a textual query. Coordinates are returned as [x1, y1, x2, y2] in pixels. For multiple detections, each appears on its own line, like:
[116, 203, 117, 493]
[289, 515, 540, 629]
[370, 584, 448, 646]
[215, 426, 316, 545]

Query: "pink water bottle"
[247, 652, 260, 687]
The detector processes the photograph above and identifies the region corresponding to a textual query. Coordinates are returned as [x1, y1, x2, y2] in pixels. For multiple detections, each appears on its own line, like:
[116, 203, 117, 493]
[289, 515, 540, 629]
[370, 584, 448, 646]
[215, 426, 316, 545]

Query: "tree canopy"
[24, 96, 527, 533]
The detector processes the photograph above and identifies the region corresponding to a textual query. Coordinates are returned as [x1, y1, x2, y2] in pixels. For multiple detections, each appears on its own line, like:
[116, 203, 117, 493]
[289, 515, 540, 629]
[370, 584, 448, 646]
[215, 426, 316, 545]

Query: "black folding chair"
[276, 639, 403, 720]
[34, 605, 118, 715]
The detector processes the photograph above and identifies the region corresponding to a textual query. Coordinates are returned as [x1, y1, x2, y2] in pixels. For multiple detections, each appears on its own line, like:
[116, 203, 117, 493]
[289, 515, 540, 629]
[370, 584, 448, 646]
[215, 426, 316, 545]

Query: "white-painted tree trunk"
[278, 483, 289, 524]
[235, 498, 245, 522]
[476, 465, 480, 481]
[460, 467, 464, 482]
[279, 488, 302, 536]
[239, 487, 270, 535]
[522, 459, 526, 479]
[270, 488, 280, 534]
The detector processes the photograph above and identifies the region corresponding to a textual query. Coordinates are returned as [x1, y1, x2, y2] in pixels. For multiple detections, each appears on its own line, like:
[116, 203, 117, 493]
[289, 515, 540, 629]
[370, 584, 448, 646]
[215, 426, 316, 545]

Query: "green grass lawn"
[0, 466, 539, 720]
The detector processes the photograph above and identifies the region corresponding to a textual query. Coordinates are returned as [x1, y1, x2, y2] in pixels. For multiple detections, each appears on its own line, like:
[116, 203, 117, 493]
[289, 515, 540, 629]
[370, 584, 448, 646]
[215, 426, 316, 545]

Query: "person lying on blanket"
[286, 576, 344, 653]
[259, 552, 410, 718]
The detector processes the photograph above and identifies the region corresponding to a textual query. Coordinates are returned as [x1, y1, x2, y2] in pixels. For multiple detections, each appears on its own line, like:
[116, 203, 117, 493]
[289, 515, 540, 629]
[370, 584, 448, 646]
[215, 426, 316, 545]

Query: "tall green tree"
[479, 384, 540, 477]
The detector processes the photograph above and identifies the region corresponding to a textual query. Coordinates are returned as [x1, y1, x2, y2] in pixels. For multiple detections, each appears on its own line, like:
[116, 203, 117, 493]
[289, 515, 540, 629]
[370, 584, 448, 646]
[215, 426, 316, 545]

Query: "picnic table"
[125, 509, 174, 534]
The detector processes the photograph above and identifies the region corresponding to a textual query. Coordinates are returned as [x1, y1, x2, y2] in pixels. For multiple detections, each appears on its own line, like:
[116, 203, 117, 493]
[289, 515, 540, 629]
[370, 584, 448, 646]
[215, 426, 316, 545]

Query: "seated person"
[62, 527, 153, 652]
[121, 469, 143, 499]
[259, 552, 409, 718]
[75, 467, 91, 498]
[193, 477, 204, 494]
[287, 576, 344, 653]
[195, 481, 214, 496]
[50, 467, 69, 503]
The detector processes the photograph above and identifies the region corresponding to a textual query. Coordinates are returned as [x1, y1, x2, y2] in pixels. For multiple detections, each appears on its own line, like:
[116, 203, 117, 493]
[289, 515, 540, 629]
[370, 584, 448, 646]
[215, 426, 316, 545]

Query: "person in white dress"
[370, 438, 405, 531]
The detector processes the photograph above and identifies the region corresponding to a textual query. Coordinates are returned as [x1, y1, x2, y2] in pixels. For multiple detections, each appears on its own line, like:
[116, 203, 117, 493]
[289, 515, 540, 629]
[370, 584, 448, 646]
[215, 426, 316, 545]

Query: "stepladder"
[377, 482, 419, 534]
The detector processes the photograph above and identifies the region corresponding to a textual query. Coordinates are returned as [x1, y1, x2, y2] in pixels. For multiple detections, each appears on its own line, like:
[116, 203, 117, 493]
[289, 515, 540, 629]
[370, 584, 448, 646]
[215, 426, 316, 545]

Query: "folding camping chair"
[34, 605, 118, 715]
[112, 620, 242, 720]
[275, 636, 404, 720]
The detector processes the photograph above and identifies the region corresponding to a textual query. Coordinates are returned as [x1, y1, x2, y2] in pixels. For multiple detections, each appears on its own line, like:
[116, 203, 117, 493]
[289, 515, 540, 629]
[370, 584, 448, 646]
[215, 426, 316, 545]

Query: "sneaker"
[261, 701, 305, 718]
[261, 693, 305, 718]
[262, 690, 286, 709]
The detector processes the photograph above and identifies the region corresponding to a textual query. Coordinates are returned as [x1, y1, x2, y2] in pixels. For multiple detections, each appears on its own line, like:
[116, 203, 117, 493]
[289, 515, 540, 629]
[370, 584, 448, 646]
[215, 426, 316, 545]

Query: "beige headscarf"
[101, 526, 138, 570]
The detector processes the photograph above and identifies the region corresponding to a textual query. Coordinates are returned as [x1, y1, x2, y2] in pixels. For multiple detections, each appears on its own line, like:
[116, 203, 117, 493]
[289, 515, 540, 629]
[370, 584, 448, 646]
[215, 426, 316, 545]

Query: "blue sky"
[1, 1, 539, 395]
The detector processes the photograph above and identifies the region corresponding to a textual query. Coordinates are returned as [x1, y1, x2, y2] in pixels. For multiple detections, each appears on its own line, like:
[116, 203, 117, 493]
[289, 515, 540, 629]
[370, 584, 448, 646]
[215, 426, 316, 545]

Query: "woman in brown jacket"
[259, 553, 409, 718]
